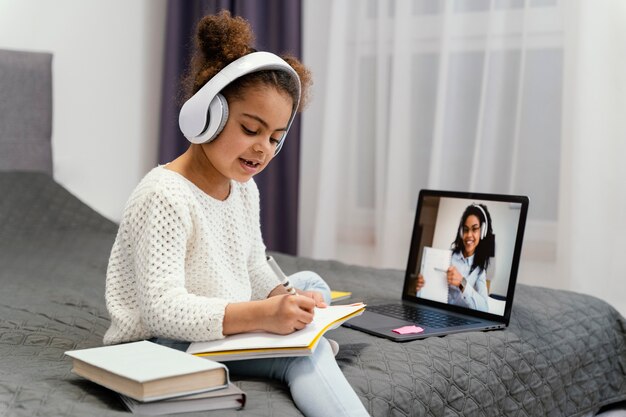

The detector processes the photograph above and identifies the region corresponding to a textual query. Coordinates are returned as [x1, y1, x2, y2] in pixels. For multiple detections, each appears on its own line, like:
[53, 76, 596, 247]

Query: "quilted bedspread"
[1, 172, 625, 417]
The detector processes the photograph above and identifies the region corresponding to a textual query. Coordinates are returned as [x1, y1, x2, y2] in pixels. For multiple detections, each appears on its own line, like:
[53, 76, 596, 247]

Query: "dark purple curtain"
[158, 0, 302, 255]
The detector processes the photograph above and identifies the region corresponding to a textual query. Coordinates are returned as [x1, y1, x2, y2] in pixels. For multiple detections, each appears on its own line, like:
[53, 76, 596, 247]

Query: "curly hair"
[181, 10, 312, 112]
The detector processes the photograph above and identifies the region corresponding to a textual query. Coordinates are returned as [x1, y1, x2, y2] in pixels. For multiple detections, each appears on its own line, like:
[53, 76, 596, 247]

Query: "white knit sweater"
[103, 166, 279, 345]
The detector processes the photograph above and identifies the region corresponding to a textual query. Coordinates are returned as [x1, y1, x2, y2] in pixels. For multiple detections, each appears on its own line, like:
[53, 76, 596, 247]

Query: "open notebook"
[187, 303, 365, 361]
[343, 189, 529, 341]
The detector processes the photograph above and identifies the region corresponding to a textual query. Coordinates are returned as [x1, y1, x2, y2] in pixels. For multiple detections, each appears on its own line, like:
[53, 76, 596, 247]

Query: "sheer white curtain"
[300, 0, 625, 315]
[558, 0, 626, 316]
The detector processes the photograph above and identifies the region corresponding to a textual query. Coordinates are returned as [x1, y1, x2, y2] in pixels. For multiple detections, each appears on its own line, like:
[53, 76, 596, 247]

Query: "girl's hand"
[447, 266, 464, 288]
[296, 289, 327, 308]
[261, 294, 316, 334]
[223, 294, 316, 336]
[415, 274, 425, 291]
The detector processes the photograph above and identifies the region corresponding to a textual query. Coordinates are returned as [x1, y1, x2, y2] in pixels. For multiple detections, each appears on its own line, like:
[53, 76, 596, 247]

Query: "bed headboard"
[0, 48, 53, 174]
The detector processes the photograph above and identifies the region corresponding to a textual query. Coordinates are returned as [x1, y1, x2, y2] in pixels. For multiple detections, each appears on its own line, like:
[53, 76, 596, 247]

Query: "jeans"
[152, 271, 370, 417]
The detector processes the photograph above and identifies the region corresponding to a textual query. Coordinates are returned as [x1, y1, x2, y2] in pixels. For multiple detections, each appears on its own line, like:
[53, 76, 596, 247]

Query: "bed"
[2, 48, 625, 417]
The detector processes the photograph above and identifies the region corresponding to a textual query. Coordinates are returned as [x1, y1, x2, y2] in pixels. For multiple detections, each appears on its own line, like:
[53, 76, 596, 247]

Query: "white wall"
[0, 0, 167, 222]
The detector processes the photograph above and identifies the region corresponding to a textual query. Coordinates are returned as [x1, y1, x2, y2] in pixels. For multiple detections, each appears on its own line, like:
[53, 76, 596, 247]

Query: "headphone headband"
[178, 51, 301, 154]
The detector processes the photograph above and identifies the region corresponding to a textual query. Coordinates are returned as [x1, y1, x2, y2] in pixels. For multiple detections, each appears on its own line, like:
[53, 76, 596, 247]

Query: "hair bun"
[181, 10, 312, 108]
[196, 11, 255, 63]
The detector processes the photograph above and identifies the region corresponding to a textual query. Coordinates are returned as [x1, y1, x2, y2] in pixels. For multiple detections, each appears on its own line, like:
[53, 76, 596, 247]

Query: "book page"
[417, 247, 451, 303]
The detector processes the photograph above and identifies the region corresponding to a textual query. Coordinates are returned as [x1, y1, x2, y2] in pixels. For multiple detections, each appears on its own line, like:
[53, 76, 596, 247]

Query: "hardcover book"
[65, 341, 229, 402]
[119, 382, 246, 415]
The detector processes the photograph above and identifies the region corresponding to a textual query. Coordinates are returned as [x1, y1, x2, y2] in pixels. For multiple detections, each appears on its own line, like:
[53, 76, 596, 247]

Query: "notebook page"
[417, 247, 451, 303]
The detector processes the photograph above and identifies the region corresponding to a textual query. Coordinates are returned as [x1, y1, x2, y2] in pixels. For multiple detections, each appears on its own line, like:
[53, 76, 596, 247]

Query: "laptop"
[343, 189, 529, 341]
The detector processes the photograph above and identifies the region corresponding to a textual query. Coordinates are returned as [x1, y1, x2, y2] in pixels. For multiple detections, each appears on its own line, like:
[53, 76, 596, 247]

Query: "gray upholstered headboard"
[0, 48, 53, 174]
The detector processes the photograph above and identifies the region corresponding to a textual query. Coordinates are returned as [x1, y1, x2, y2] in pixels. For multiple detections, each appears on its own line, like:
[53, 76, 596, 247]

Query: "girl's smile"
[239, 156, 263, 174]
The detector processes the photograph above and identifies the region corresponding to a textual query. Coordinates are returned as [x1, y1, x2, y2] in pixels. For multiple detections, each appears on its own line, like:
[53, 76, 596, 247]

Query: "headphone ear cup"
[203, 93, 229, 143]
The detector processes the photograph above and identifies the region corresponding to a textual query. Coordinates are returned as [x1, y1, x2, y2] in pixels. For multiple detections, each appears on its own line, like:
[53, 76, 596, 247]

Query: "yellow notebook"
[187, 303, 365, 361]
[331, 290, 352, 302]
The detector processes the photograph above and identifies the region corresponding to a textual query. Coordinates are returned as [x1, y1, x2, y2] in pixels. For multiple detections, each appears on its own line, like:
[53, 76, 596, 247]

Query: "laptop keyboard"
[368, 304, 479, 328]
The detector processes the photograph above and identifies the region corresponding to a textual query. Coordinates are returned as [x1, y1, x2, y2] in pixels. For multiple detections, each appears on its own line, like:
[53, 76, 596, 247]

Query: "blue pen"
[266, 255, 297, 295]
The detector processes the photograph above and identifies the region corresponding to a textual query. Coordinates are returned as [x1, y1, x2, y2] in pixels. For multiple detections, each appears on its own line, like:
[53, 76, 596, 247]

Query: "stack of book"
[65, 341, 245, 415]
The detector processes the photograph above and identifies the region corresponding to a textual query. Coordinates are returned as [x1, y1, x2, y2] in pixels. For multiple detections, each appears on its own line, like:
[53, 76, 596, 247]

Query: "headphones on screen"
[459, 203, 488, 240]
[178, 51, 301, 156]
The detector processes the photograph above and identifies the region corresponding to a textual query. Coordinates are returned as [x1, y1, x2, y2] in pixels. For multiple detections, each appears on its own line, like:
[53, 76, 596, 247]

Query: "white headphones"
[459, 203, 488, 240]
[178, 51, 301, 155]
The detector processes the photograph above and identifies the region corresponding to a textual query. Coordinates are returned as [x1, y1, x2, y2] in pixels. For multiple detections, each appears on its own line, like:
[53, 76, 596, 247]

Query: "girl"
[445, 203, 492, 311]
[416, 203, 493, 312]
[103, 11, 369, 417]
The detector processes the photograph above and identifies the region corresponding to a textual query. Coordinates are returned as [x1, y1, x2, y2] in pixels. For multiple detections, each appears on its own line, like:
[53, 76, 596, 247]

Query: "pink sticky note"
[392, 325, 424, 335]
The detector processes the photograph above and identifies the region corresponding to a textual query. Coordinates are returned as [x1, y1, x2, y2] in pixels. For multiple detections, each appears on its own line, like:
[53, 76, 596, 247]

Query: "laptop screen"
[403, 190, 529, 321]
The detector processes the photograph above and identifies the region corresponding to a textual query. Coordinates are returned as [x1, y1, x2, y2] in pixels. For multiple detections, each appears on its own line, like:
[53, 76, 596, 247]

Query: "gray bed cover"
[1, 172, 625, 417]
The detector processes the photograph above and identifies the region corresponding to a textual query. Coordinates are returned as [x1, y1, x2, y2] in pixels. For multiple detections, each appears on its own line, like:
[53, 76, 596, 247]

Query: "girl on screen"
[417, 203, 494, 312]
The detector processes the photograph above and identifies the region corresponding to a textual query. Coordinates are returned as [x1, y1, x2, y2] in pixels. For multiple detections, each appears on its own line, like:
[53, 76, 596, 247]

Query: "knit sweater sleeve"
[104, 181, 228, 344]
